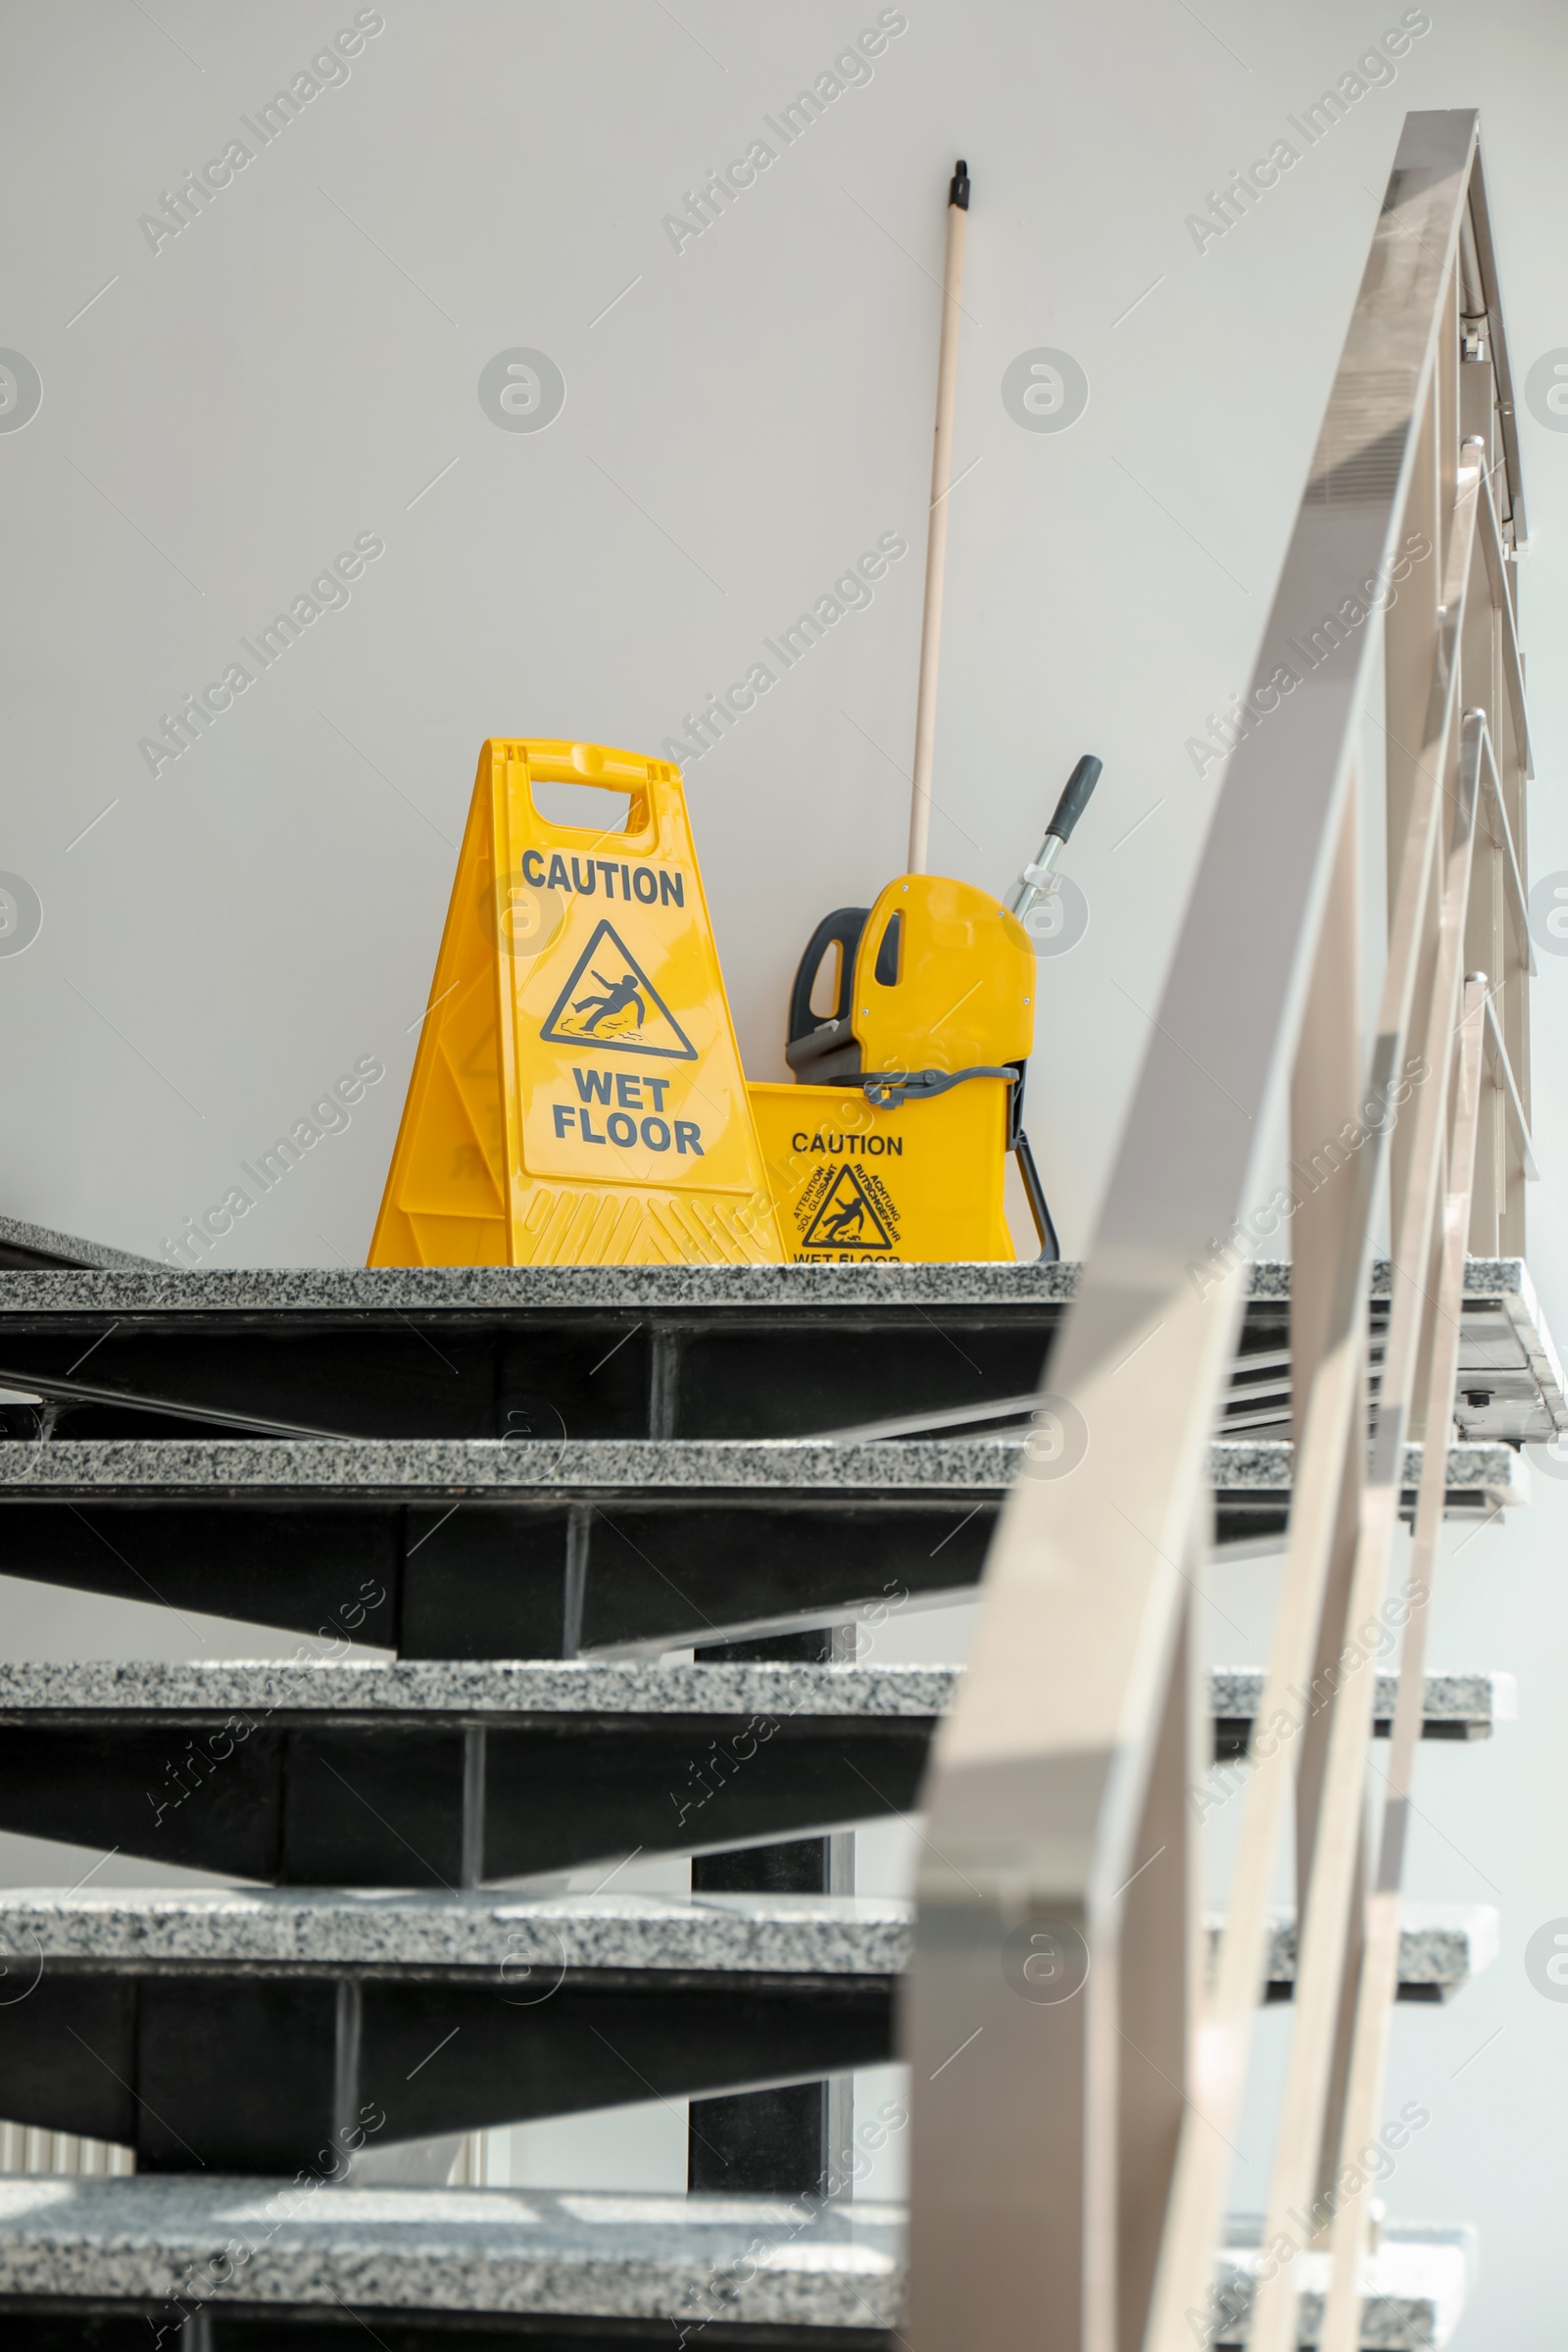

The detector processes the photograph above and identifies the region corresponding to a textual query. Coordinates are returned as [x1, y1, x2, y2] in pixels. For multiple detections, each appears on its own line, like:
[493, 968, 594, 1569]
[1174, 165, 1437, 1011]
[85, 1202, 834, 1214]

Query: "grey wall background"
[4, 0, 1568, 2340]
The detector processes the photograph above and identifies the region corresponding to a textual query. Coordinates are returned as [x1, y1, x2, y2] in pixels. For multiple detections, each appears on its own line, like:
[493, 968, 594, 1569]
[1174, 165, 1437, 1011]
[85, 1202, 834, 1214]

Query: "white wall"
[4, 0, 1568, 2337]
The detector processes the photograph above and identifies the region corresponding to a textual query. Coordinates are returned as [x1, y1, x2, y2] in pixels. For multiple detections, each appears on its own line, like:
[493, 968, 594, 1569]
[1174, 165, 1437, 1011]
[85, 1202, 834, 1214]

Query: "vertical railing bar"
[1480, 990, 1538, 1175]
[1475, 722, 1535, 972]
[1245, 582, 1485, 2352]
[1115, 1560, 1203, 2352]
[1317, 967, 1489, 2352]
[1142, 468, 1481, 2352]
[1288, 770, 1368, 2228]
[1473, 471, 1532, 774]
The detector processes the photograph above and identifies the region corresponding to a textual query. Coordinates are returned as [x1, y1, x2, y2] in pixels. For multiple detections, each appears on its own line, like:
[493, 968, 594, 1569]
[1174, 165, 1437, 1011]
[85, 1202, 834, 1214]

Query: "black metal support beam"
[688, 1629, 847, 2200]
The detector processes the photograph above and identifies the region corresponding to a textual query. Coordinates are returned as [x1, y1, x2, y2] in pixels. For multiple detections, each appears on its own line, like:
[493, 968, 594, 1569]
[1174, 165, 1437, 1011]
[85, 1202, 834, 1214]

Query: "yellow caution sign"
[369, 740, 785, 1266]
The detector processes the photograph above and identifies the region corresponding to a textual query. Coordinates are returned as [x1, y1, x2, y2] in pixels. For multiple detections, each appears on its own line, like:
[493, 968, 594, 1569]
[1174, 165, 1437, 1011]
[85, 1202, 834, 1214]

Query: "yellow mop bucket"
[749, 1074, 1015, 1261]
[748, 871, 1034, 1263]
[369, 740, 785, 1266]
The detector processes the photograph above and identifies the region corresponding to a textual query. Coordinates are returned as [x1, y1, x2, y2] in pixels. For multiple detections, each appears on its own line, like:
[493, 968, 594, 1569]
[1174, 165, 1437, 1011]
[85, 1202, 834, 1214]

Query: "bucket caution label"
[796, 1160, 901, 1253]
[540, 919, 698, 1061]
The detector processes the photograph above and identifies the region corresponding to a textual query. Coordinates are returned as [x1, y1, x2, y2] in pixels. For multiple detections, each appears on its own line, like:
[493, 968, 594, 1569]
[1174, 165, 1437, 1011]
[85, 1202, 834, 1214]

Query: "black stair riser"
[0, 1956, 1446, 2171]
[0, 1484, 1338, 1652]
[0, 2304, 895, 2347]
[0, 1717, 933, 1885]
[0, 1708, 1469, 1885]
[0, 1312, 1058, 1444]
[0, 1971, 893, 2172]
[1210, 1714, 1475, 1757]
[0, 1495, 996, 1655]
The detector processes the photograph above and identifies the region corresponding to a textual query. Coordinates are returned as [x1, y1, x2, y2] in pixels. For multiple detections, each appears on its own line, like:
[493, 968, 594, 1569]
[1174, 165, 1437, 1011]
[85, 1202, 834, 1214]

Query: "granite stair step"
[0, 1216, 156, 1276]
[0, 1438, 1523, 1657]
[1208, 1666, 1513, 1755]
[0, 1888, 902, 2171]
[0, 1257, 1556, 1450]
[0, 1889, 1495, 2169]
[0, 2175, 1474, 2347]
[1226, 1903, 1497, 2006]
[0, 1661, 1512, 1886]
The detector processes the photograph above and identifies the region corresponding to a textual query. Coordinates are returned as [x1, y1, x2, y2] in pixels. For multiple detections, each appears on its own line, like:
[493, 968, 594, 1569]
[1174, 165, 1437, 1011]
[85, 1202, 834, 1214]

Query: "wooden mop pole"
[906, 158, 970, 875]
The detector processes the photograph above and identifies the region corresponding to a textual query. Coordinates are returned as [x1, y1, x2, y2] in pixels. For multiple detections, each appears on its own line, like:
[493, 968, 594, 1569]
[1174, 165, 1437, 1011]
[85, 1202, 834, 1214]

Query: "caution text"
[520, 852, 685, 906]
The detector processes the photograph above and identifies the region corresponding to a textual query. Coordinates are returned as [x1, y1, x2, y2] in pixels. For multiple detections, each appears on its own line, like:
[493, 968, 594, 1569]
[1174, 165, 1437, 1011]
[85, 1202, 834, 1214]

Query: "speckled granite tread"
[0, 1659, 1510, 1734]
[0, 1215, 157, 1273]
[0, 2177, 1469, 2339]
[0, 1262, 1081, 1312]
[0, 1658, 960, 1717]
[0, 1254, 1540, 1312]
[1207, 1440, 1522, 1496]
[0, 2179, 904, 2325]
[1209, 1904, 1498, 1993]
[1212, 2223, 1472, 2350]
[0, 1888, 1494, 1988]
[0, 1435, 1526, 1494]
[0, 1887, 911, 1973]
[0, 1436, 1011, 1491]
[1209, 1668, 1513, 1735]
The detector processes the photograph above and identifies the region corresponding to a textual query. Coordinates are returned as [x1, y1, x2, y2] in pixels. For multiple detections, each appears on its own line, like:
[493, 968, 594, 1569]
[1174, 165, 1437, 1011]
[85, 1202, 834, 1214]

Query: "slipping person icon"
[572, 970, 645, 1034]
[540, 923, 699, 1060]
[818, 1193, 866, 1243]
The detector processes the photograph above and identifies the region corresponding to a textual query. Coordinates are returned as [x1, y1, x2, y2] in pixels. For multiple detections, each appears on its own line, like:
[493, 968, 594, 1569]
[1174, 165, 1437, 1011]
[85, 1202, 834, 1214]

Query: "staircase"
[0, 104, 1546, 2352]
[0, 1229, 1552, 2338]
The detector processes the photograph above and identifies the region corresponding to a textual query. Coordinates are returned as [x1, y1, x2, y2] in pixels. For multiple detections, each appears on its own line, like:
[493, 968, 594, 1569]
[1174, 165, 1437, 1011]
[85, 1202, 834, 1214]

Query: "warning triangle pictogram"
[799, 1162, 895, 1251]
[540, 918, 698, 1060]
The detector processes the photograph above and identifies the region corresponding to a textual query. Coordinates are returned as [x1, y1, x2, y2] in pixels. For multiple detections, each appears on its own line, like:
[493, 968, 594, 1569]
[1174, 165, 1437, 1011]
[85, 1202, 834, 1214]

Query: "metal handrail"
[908, 110, 1532, 2352]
